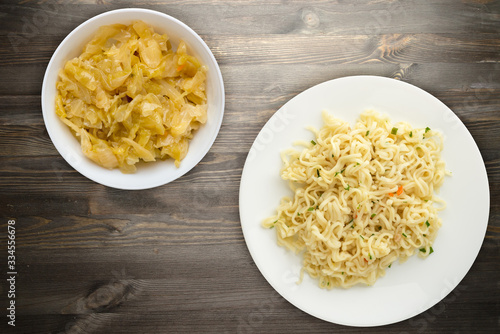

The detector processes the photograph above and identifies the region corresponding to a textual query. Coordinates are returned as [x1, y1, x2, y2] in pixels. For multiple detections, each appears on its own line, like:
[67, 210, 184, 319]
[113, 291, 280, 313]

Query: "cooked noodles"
[263, 110, 447, 289]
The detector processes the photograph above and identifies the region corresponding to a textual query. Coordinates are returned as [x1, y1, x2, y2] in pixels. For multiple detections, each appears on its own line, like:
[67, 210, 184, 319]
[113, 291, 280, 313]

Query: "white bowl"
[41, 8, 225, 190]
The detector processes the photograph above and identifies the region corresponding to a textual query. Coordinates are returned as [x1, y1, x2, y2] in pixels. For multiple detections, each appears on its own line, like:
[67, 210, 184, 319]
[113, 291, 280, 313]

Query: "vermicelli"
[263, 110, 447, 289]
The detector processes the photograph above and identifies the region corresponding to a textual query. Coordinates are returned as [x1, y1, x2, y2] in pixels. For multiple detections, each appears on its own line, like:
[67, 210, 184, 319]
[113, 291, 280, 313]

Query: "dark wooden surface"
[1, 0, 499, 333]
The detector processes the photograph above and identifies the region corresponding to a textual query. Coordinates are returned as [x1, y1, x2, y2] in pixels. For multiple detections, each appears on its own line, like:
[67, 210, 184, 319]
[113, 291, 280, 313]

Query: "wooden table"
[1, 1, 499, 333]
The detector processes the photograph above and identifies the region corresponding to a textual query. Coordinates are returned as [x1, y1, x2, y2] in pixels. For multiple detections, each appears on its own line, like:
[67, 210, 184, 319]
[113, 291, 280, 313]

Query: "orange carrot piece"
[397, 185, 404, 196]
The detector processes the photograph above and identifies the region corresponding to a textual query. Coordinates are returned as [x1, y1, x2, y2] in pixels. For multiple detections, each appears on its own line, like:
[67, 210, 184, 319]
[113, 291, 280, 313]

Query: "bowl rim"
[41, 8, 225, 190]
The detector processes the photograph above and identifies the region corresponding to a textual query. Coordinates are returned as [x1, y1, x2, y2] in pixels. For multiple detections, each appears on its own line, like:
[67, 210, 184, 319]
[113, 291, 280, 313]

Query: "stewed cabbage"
[55, 20, 208, 173]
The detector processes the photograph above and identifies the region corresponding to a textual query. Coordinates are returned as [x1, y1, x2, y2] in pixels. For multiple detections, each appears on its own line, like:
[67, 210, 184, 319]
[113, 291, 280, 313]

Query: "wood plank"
[3, 87, 499, 155]
[3, 33, 500, 67]
[1, 56, 499, 95]
[2, 0, 499, 37]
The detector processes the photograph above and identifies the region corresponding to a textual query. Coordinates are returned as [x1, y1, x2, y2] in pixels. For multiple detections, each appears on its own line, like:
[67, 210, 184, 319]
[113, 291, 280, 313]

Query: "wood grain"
[0, 0, 499, 333]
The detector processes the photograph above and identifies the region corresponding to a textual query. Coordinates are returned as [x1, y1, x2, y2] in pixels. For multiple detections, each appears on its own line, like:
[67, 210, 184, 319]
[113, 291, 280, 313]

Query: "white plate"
[42, 9, 225, 189]
[239, 75, 489, 327]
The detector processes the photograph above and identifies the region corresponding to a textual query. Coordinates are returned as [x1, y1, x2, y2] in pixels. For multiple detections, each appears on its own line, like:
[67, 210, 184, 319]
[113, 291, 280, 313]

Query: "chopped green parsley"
[420, 247, 434, 254]
[423, 127, 431, 139]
